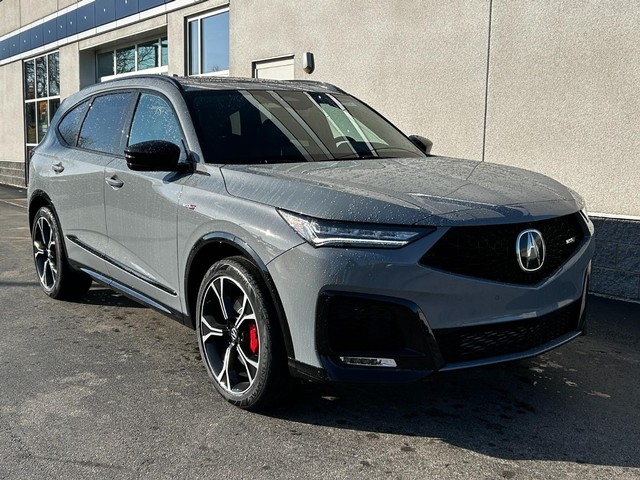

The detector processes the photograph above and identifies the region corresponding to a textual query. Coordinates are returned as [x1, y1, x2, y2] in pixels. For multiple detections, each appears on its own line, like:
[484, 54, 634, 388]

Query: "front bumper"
[267, 218, 594, 383]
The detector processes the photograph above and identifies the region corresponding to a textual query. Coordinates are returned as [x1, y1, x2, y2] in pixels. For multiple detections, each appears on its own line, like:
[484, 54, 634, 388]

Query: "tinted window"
[78, 93, 133, 155]
[58, 100, 89, 146]
[129, 94, 183, 147]
[185, 90, 424, 164]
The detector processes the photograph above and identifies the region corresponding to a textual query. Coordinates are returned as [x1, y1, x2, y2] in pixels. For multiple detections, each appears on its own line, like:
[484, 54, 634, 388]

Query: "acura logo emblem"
[516, 229, 545, 272]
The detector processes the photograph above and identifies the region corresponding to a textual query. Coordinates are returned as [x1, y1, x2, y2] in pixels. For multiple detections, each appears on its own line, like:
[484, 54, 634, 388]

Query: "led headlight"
[278, 210, 433, 248]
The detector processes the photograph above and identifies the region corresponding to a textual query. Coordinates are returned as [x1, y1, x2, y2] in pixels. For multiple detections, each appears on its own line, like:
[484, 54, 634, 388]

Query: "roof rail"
[100, 74, 184, 91]
[99, 74, 344, 94]
[176, 75, 343, 93]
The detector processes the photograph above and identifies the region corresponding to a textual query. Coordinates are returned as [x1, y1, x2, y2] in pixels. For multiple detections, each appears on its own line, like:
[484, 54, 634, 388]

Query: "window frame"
[126, 91, 188, 161]
[186, 8, 230, 77]
[56, 89, 190, 162]
[67, 91, 137, 157]
[56, 98, 91, 148]
[24, 51, 60, 159]
[96, 36, 169, 82]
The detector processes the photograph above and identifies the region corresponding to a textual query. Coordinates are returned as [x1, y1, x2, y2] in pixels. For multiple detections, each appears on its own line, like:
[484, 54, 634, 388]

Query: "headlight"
[278, 210, 433, 248]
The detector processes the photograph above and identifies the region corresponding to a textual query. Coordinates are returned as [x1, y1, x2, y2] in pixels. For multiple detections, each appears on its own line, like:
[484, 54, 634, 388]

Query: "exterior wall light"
[302, 51, 314, 74]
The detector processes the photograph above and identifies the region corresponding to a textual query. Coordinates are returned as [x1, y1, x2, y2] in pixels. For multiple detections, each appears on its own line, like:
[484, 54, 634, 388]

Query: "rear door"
[103, 92, 186, 313]
[50, 92, 135, 274]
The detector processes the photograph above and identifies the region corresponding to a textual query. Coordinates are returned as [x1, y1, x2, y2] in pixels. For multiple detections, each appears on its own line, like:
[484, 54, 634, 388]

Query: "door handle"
[105, 175, 124, 189]
[52, 162, 64, 173]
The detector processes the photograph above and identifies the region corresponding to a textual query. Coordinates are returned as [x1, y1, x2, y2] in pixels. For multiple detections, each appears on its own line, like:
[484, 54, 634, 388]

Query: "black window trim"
[78, 91, 137, 157]
[55, 87, 194, 163]
[55, 98, 91, 149]
[57, 89, 138, 158]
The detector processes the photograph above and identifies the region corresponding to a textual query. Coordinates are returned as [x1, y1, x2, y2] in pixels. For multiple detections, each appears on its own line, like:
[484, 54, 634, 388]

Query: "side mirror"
[408, 135, 433, 155]
[125, 140, 187, 172]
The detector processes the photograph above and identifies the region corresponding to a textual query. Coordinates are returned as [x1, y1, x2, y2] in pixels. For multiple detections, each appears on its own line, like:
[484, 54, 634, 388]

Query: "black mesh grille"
[421, 213, 585, 284]
[433, 300, 581, 364]
[315, 292, 442, 370]
[325, 297, 408, 354]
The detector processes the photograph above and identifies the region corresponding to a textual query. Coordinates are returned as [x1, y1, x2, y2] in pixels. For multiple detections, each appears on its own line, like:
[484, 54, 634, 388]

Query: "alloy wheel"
[199, 275, 261, 395]
[33, 216, 58, 292]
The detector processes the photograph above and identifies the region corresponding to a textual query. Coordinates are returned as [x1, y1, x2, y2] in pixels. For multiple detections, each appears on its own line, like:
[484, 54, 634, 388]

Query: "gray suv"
[28, 76, 594, 409]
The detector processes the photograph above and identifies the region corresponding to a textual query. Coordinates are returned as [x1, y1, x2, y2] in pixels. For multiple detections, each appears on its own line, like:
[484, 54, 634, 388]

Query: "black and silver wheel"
[196, 257, 286, 410]
[32, 206, 92, 299]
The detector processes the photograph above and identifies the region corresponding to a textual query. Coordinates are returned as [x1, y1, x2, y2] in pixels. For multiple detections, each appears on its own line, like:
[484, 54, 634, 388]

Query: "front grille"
[421, 213, 585, 284]
[433, 300, 581, 364]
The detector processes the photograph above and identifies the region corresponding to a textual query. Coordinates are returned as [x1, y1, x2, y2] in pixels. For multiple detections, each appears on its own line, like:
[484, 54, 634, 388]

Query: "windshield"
[185, 89, 425, 164]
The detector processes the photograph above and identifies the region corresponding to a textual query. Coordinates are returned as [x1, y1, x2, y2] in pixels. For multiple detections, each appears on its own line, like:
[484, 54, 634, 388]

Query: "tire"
[32, 206, 92, 300]
[196, 256, 288, 410]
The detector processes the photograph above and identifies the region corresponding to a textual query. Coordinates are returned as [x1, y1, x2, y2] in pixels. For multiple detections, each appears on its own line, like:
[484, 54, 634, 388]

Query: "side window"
[58, 100, 89, 146]
[77, 93, 134, 155]
[128, 93, 183, 147]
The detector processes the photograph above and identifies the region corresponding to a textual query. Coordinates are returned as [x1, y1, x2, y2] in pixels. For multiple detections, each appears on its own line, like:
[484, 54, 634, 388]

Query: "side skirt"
[67, 234, 177, 296]
[75, 263, 191, 327]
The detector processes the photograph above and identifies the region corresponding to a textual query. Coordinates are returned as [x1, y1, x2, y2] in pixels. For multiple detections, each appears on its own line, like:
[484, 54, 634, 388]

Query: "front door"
[103, 92, 186, 313]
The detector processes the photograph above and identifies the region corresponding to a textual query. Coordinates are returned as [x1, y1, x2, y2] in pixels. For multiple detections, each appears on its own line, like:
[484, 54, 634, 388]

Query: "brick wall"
[590, 217, 640, 302]
[0, 161, 26, 188]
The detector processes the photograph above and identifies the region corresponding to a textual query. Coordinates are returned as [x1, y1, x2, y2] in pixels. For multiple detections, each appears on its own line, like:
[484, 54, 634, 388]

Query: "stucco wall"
[230, 0, 490, 162]
[59, 43, 80, 99]
[485, 1, 640, 217]
[19, 0, 58, 26]
[0, 1, 21, 37]
[0, 61, 25, 164]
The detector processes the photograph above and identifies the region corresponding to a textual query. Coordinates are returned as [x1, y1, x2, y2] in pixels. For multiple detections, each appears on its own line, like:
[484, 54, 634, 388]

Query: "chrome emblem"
[230, 327, 239, 344]
[516, 229, 546, 272]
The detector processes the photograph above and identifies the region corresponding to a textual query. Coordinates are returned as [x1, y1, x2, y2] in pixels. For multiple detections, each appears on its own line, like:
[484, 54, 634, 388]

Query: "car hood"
[220, 157, 582, 226]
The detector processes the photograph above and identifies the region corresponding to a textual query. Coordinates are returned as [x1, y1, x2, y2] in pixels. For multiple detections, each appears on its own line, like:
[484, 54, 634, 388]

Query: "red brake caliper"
[248, 323, 259, 354]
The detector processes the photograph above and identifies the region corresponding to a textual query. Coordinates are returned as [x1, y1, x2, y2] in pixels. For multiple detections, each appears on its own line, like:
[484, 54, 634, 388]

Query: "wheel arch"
[184, 233, 296, 359]
[28, 190, 54, 230]
[28, 191, 72, 263]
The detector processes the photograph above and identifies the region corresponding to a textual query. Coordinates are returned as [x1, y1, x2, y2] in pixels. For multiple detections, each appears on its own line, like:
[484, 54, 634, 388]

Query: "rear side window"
[58, 100, 89, 146]
[78, 93, 134, 155]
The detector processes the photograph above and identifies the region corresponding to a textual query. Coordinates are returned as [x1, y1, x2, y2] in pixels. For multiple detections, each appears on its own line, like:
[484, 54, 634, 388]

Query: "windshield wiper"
[333, 145, 423, 161]
[333, 153, 380, 160]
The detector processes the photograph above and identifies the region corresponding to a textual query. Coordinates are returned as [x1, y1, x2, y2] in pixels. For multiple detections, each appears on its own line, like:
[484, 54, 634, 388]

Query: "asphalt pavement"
[1, 185, 639, 479]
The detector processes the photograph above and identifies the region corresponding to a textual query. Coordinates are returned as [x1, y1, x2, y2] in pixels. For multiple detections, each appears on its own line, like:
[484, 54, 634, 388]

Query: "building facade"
[0, 0, 638, 301]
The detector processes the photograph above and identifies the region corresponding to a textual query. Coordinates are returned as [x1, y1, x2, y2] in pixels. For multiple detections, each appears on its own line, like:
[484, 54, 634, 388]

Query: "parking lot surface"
[1, 186, 639, 479]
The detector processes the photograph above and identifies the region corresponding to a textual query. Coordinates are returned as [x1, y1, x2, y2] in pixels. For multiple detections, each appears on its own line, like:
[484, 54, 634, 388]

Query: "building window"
[187, 10, 229, 76]
[96, 37, 168, 81]
[24, 51, 60, 160]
